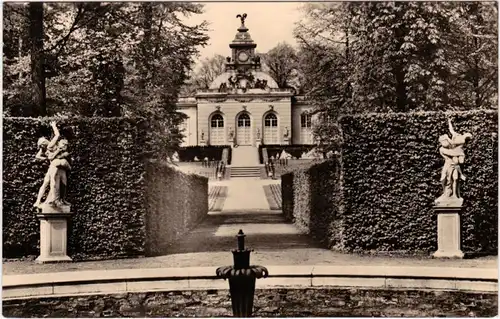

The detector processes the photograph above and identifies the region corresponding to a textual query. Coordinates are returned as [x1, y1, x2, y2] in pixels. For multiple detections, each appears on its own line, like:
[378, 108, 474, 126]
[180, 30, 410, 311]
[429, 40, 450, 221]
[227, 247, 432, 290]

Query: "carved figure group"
[435, 118, 472, 206]
[254, 78, 268, 89]
[34, 121, 71, 208]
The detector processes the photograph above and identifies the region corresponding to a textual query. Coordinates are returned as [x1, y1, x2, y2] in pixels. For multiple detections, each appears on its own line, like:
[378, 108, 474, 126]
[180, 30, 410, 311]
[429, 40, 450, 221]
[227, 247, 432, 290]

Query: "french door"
[236, 113, 251, 145]
[264, 113, 279, 144]
[210, 114, 225, 145]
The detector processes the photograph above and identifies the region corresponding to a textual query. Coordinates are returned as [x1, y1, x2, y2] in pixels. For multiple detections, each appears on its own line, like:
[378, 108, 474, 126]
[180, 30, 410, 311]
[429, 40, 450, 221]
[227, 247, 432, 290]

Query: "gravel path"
[3, 209, 497, 275]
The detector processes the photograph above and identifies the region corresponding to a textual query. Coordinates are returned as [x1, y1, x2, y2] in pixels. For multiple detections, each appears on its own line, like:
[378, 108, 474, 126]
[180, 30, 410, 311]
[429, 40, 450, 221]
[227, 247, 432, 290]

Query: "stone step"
[230, 166, 261, 178]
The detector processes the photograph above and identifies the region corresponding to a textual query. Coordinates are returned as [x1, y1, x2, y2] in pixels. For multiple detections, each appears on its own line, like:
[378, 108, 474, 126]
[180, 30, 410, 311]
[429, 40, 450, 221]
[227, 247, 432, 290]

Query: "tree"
[180, 53, 226, 95]
[3, 2, 209, 121]
[28, 2, 46, 116]
[446, 2, 498, 109]
[294, 2, 497, 152]
[261, 42, 299, 89]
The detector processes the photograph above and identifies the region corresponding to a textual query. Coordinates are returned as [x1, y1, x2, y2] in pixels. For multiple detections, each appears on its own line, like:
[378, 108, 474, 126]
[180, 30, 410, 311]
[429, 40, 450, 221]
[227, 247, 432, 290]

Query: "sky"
[187, 2, 305, 64]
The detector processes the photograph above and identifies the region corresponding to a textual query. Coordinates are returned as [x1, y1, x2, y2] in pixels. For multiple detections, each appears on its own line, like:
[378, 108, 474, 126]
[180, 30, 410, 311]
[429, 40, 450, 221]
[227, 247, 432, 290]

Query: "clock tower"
[225, 13, 261, 73]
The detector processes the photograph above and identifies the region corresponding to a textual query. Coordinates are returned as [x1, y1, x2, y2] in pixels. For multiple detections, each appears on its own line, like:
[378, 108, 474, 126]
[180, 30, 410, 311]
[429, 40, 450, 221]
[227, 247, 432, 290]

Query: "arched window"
[300, 113, 312, 128]
[263, 113, 279, 144]
[210, 114, 225, 145]
[264, 113, 278, 127]
[211, 114, 224, 128]
[237, 113, 251, 127]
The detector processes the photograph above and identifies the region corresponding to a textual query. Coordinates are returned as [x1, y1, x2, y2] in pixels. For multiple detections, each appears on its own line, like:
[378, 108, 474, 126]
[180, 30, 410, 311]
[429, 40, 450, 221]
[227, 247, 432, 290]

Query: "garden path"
[221, 177, 271, 211]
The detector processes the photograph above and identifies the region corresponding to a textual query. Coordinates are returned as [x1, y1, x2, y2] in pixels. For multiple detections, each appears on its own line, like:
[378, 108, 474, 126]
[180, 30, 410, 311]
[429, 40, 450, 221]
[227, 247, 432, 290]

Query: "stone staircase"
[231, 145, 259, 166]
[230, 146, 261, 178]
[230, 166, 261, 178]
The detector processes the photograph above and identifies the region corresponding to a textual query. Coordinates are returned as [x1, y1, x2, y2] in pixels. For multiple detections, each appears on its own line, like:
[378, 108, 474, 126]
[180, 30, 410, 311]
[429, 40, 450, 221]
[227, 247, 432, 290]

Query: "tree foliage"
[3, 2, 209, 159]
[182, 53, 226, 94]
[261, 42, 300, 90]
[295, 2, 498, 152]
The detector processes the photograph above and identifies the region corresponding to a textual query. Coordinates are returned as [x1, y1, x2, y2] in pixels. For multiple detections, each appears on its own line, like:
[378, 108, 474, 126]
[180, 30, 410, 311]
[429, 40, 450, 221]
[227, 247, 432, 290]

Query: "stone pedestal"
[433, 206, 464, 259]
[36, 204, 73, 264]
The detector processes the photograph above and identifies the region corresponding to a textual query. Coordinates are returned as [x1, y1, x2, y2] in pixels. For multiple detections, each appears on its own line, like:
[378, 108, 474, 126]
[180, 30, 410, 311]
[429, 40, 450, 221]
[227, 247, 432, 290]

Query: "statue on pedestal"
[435, 118, 472, 207]
[34, 121, 73, 263]
[34, 121, 71, 209]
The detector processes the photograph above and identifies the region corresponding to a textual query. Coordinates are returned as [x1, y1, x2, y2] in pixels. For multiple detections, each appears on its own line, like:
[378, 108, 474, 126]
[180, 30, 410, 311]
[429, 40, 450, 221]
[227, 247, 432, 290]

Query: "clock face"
[238, 51, 249, 62]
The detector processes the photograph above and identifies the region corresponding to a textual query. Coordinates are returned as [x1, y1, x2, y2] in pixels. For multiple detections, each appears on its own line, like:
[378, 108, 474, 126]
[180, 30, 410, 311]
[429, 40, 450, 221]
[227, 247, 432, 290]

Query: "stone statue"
[284, 127, 289, 138]
[229, 126, 234, 139]
[228, 76, 237, 89]
[34, 121, 71, 209]
[435, 118, 472, 207]
[236, 13, 247, 26]
[256, 128, 260, 140]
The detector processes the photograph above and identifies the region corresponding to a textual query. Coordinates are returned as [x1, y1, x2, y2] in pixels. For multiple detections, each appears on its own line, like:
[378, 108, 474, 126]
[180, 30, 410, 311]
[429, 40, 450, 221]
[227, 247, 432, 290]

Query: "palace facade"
[177, 16, 314, 148]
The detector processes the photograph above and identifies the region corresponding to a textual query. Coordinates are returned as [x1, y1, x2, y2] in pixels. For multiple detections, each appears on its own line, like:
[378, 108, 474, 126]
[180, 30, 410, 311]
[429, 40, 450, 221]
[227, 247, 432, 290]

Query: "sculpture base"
[36, 204, 73, 264]
[432, 206, 464, 259]
[434, 196, 463, 208]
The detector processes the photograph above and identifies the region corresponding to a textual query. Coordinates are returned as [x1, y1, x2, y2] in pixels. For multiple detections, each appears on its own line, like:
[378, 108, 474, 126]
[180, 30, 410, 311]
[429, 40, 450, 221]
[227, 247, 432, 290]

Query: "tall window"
[264, 113, 278, 127]
[264, 113, 278, 144]
[300, 112, 313, 144]
[300, 113, 312, 128]
[237, 113, 251, 127]
[211, 114, 224, 128]
[237, 113, 251, 145]
[210, 114, 225, 145]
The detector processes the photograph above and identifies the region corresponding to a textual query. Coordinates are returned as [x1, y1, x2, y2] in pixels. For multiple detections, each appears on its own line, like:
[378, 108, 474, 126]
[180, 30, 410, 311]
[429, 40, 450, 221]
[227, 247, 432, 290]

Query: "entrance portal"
[210, 114, 225, 145]
[264, 113, 279, 144]
[236, 113, 251, 145]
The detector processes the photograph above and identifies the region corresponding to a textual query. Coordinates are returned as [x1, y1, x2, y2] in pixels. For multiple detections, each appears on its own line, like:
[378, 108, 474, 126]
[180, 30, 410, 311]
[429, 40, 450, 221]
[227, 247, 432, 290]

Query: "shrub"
[178, 145, 231, 164]
[144, 161, 208, 256]
[3, 117, 209, 260]
[340, 110, 498, 254]
[283, 110, 497, 255]
[3, 117, 148, 260]
[281, 173, 294, 221]
[281, 158, 343, 246]
[259, 145, 316, 163]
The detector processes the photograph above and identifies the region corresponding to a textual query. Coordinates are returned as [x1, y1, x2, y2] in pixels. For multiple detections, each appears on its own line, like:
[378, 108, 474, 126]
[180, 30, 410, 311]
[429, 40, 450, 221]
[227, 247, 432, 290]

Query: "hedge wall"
[144, 161, 208, 256]
[340, 110, 498, 254]
[283, 110, 497, 255]
[3, 117, 210, 260]
[178, 146, 231, 164]
[281, 159, 343, 247]
[259, 145, 316, 163]
[3, 117, 148, 260]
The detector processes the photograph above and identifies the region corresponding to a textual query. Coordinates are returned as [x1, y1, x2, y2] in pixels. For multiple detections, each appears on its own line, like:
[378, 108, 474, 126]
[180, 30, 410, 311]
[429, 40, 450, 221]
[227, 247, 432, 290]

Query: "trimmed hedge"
[259, 145, 315, 163]
[144, 161, 208, 256]
[283, 110, 498, 255]
[282, 159, 343, 247]
[3, 117, 209, 260]
[178, 146, 232, 164]
[341, 110, 497, 254]
[3, 117, 148, 260]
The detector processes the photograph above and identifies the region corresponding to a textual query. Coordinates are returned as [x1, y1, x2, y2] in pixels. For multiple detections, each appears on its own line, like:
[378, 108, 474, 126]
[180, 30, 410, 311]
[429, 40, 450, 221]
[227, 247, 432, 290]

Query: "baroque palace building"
[177, 15, 314, 148]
